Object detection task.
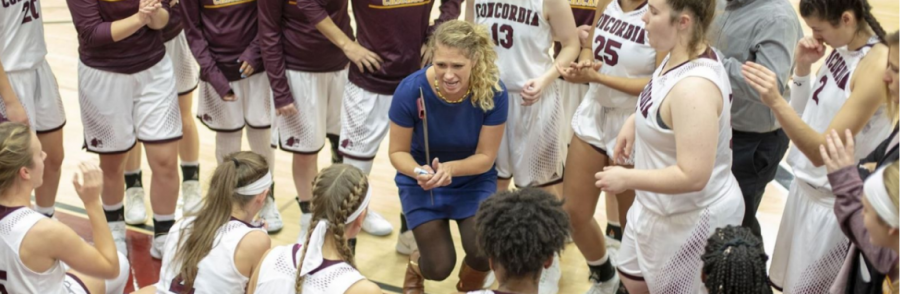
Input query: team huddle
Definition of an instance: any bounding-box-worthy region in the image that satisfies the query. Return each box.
[0,0,898,291]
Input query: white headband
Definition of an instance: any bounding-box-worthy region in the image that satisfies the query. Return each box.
[234,172,272,195]
[298,188,372,277]
[864,166,898,228]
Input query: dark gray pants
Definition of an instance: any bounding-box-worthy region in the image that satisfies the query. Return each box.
[731,129,790,242]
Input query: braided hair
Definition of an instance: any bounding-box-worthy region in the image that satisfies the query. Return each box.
[799,0,886,43]
[294,164,369,294]
[475,188,570,281]
[701,225,770,294]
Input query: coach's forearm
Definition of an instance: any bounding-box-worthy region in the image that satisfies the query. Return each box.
[390,151,423,179]
[445,154,494,177]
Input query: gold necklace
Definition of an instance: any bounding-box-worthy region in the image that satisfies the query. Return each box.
[434,78,470,104]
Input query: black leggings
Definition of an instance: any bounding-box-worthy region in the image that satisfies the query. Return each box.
[412,217,490,281]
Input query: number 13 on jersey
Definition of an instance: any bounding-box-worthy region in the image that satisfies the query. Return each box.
[491,23,514,49]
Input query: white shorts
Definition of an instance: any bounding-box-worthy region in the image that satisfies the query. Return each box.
[769,180,849,293]
[337,82,392,159]
[556,79,588,146]
[0,60,66,132]
[164,31,200,95]
[62,251,129,294]
[197,73,273,132]
[617,193,744,293]
[78,56,182,153]
[496,83,565,187]
[572,96,635,165]
[273,69,346,153]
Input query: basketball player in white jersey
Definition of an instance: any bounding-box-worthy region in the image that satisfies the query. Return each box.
[248,165,380,294]
[556,0,663,290]
[0,123,129,294]
[134,151,271,294]
[592,0,744,291]
[0,0,66,220]
[741,0,892,291]
[466,0,579,291]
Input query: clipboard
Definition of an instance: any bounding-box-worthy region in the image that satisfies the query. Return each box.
[417,87,435,205]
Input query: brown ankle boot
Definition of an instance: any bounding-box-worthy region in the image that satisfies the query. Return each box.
[403,251,425,294]
[456,263,490,292]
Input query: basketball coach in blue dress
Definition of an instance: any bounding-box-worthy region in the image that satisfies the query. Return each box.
[388,20,508,294]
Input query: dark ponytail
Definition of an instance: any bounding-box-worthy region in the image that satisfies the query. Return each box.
[859,1,886,43]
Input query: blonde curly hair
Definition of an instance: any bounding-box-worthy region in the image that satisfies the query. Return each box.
[429,20,501,112]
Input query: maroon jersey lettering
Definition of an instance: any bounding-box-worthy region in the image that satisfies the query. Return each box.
[824,51,850,90]
[639,82,653,117]
[476,2,539,27]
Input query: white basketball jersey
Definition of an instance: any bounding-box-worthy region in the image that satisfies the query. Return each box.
[156,217,264,294]
[254,244,365,294]
[0,0,47,72]
[633,50,741,216]
[587,0,655,108]
[0,207,67,294]
[787,36,893,189]
[474,0,553,92]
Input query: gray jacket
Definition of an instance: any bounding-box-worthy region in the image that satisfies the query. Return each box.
[709,0,803,133]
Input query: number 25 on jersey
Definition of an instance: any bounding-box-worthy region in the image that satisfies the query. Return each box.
[594,35,621,66]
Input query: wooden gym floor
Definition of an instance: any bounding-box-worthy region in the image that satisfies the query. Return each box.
[34,0,898,292]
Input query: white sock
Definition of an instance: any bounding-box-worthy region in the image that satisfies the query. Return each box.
[608,221,621,227]
[34,205,55,216]
[103,202,124,211]
[215,131,243,164]
[124,169,141,175]
[343,157,374,174]
[587,253,609,266]
[246,128,275,172]
[180,161,199,167]
[153,213,176,222]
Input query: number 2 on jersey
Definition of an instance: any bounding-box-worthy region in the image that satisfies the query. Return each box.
[21,0,40,24]
[491,23,513,49]
[812,76,827,105]
[593,35,621,66]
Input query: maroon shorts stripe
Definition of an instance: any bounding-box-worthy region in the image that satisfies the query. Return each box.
[617,267,645,281]
[66,273,92,294]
